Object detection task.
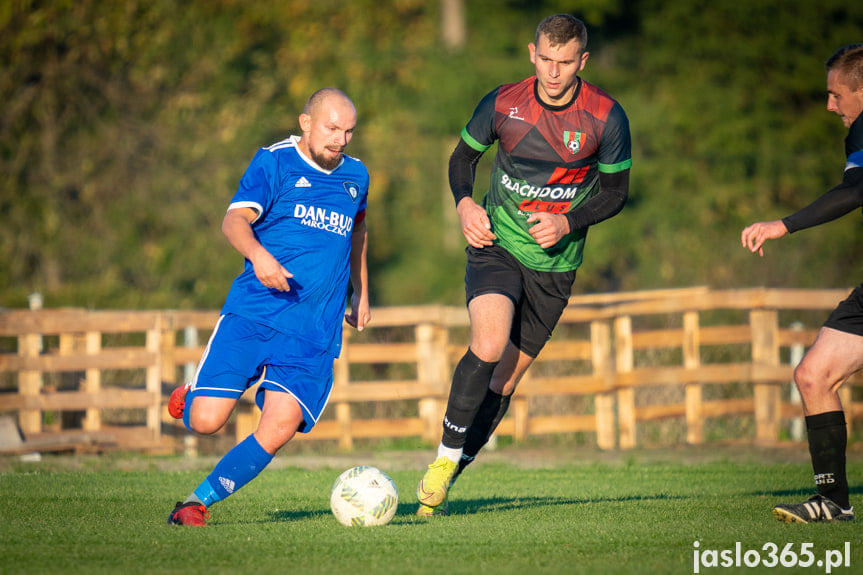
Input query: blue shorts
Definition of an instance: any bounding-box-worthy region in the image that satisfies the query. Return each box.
[185,314,335,433]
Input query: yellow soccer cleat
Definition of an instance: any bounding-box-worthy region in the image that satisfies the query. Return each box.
[416,500,449,517]
[416,456,458,508]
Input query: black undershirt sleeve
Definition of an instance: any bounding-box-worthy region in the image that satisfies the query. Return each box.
[781,167,863,233]
[564,169,630,231]
[449,138,485,206]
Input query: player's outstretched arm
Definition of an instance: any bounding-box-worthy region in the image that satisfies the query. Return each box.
[346,218,370,331]
[222,207,293,291]
[740,220,788,257]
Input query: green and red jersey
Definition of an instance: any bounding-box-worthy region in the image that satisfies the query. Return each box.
[461,75,631,271]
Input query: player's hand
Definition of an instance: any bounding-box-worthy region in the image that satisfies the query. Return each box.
[457,198,496,248]
[345,292,370,331]
[251,249,293,291]
[527,212,570,249]
[740,220,788,257]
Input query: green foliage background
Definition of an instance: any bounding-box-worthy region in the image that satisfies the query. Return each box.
[2,0,861,310]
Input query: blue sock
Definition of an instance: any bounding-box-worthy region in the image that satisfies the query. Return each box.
[190,434,274,507]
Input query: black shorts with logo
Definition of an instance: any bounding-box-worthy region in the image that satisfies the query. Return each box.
[823,283,863,336]
[464,244,577,358]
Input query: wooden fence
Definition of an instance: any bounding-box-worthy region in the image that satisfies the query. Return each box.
[0,287,861,454]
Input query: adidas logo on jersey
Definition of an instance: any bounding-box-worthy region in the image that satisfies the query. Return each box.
[295,177,312,188]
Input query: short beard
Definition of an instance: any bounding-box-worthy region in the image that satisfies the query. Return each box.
[311,148,343,171]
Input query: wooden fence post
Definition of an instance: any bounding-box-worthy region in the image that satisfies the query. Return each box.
[17,333,42,436]
[57,332,84,430]
[416,320,449,444]
[751,309,780,444]
[82,331,102,432]
[334,330,353,450]
[592,320,616,449]
[614,316,635,449]
[511,367,530,442]
[684,311,703,444]
[160,323,177,386]
[145,318,163,441]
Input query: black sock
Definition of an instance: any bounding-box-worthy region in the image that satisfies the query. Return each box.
[462,389,512,465]
[441,348,498,449]
[806,411,849,509]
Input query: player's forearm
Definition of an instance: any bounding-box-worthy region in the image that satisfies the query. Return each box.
[449,138,484,206]
[564,169,629,231]
[782,168,863,233]
[222,208,269,263]
[349,220,369,299]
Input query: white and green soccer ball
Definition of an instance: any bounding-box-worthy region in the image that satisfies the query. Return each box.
[330,465,399,527]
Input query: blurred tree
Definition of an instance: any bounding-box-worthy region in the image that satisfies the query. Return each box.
[0,0,860,311]
[585,0,863,294]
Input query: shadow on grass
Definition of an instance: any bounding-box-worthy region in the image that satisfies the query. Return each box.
[266,508,329,522]
[264,492,686,524]
[756,485,863,498]
[432,492,688,517]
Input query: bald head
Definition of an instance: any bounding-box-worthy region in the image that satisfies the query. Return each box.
[303,88,355,118]
[297,88,357,170]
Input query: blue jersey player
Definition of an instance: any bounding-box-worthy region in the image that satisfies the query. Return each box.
[167,88,370,526]
[742,45,863,523]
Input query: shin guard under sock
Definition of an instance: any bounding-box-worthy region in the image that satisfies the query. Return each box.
[441,348,498,449]
[463,389,511,459]
[806,411,849,509]
[191,434,274,507]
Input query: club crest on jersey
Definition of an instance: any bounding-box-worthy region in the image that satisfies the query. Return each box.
[343,181,360,201]
[564,131,584,155]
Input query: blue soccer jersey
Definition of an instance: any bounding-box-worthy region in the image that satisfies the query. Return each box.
[220,135,369,357]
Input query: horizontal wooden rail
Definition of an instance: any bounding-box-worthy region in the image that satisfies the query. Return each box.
[1,348,156,372]
[1,390,158,411]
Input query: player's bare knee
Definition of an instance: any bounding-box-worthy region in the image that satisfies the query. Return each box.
[470,341,505,362]
[794,362,817,393]
[189,411,226,435]
[794,361,842,400]
[256,414,300,447]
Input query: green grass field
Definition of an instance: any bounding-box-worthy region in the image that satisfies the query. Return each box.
[1,446,860,575]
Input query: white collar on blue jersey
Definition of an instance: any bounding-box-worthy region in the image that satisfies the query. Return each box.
[290,135,344,174]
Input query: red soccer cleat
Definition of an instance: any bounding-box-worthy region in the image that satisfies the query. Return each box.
[167,501,209,526]
[168,383,191,419]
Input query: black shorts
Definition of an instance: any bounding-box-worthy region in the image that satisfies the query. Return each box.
[464,244,576,358]
[823,283,863,336]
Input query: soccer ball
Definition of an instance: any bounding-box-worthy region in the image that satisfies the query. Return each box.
[330,465,399,527]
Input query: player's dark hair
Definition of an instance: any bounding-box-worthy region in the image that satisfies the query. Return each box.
[826,44,863,90]
[535,14,587,52]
